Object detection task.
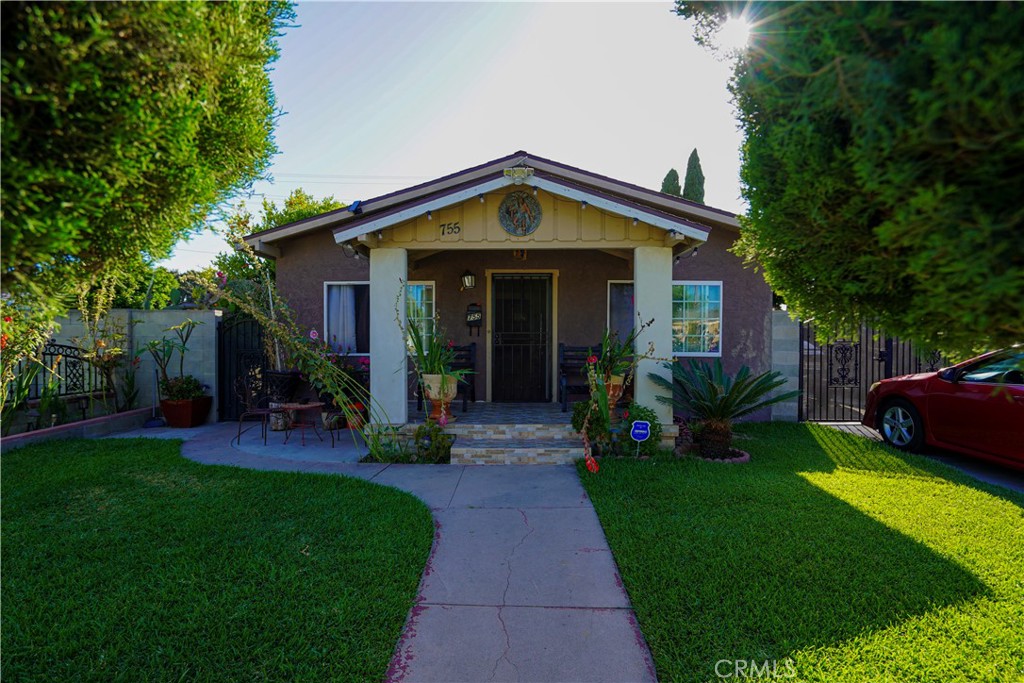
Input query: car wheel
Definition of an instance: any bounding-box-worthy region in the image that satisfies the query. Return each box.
[879,399,925,452]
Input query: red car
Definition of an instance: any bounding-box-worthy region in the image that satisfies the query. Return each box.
[862,347,1024,470]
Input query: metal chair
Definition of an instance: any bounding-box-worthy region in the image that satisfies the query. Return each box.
[234,375,281,445]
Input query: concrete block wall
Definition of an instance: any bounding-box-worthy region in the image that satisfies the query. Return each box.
[50,309,221,424]
[770,310,800,421]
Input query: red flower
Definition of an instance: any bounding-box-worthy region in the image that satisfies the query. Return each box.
[585,454,599,473]
[447,340,455,348]
[0,333,8,350]
[587,355,598,364]
[623,410,629,420]
[3,316,11,323]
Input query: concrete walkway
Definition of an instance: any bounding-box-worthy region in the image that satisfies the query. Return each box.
[112,422,657,682]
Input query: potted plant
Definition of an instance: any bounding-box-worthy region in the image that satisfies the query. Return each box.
[649,359,800,459]
[589,318,655,416]
[405,317,470,423]
[142,319,211,428]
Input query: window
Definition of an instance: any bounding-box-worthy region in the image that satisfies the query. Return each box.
[324,281,435,354]
[324,282,371,354]
[405,282,435,338]
[672,281,722,356]
[607,281,635,341]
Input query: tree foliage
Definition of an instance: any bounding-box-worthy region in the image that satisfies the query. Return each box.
[1,0,293,320]
[677,1,1024,354]
[109,258,179,310]
[215,188,345,284]
[682,148,706,203]
[660,168,682,196]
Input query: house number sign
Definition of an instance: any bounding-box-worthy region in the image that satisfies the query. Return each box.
[439,221,461,241]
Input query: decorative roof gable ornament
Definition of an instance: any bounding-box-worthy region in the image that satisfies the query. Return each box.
[503,166,534,184]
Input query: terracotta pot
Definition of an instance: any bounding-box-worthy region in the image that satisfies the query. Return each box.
[422,374,458,422]
[160,396,212,428]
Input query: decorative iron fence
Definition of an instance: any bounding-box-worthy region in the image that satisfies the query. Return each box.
[12,340,109,401]
[799,322,950,422]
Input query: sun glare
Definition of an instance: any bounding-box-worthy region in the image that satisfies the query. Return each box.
[717,16,752,54]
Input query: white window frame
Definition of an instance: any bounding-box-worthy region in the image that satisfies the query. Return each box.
[323,281,370,357]
[672,280,723,357]
[404,281,436,337]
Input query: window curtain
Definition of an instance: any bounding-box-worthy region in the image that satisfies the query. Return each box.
[326,285,358,353]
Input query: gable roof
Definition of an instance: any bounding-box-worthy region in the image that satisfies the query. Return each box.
[244,151,740,257]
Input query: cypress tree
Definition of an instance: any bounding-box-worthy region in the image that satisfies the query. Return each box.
[660,168,682,196]
[682,148,705,203]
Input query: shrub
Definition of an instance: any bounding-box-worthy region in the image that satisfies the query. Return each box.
[160,376,205,401]
[411,422,454,464]
[650,359,799,459]
[622,402,662,458]
[572,399,610,446]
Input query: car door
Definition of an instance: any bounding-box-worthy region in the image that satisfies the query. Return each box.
[926,351,1024,462]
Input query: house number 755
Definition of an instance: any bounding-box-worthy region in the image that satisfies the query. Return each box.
[440,222,461,237]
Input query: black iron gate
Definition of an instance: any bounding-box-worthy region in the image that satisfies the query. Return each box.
[492,274,552,402]
[217,313,266,421]
[799,322,947,422]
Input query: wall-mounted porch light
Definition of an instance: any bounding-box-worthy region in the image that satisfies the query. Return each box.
[460,270,477,291]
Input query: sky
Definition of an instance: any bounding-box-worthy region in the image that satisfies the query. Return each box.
[161,1,743,272]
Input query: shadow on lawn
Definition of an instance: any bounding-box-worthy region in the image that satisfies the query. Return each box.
[589,424,997,681]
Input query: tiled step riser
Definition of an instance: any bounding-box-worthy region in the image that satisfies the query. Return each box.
[451,448,583,465]
[399,424,578,440]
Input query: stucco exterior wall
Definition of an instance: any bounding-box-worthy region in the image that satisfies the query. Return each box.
[673,227,772,378]
[275,229,370,335]
[47,309,221,424]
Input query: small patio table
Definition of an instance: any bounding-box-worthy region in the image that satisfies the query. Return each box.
[278,401,325,446]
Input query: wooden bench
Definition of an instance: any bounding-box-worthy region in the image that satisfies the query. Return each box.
[558,343,600,412]
[416,343,477,413]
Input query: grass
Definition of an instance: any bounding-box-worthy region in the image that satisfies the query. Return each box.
[1,438,434,682]
[578,423,1024,682]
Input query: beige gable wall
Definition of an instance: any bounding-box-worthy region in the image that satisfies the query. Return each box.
[378,190,676,251]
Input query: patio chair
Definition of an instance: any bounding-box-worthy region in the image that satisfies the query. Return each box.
[234,374,281,446]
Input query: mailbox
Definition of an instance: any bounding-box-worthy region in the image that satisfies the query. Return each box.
[465,303,483,336]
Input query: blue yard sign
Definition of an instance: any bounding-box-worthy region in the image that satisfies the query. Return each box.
[630,421,651,442]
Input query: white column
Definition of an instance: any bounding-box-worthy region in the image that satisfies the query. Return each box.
[633,246,673,426]
[369,248,408,425]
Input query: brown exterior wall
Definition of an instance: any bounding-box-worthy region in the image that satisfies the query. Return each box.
[673,228,773,378]
[271,226,771,404]
[275,229,370,334]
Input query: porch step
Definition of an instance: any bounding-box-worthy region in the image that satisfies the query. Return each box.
[400,422,578,440]
[450,437,584,465]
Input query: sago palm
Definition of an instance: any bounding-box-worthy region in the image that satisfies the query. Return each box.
[649,360,800,458]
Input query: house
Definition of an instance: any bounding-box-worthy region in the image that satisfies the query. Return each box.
[244,151,772,432]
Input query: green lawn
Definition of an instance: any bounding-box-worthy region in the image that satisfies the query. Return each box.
[1,438,433,682]
[579,423,1024,682]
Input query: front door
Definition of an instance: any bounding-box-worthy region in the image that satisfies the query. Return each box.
[492,274,552,402]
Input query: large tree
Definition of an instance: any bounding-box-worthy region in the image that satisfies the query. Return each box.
[682,148,705,204]
[1,1,293,319]
[677,2,1024,354]
[660,168,682,196]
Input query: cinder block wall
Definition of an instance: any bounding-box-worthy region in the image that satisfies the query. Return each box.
[50,309,221,424]
[770,310,800,421]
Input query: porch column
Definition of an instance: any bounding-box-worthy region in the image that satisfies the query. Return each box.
[369,248,408,425]
[633,246,673,426]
